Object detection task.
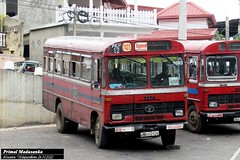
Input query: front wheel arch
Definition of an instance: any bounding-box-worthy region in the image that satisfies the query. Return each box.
[94,115,110,149]
[187,105,204,133]
[90,111,98,135]
[55,102,78,134]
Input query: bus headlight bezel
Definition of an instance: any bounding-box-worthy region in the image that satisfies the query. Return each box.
[175,109,184,117]
[209,101,219,108]
[112,113,123,120]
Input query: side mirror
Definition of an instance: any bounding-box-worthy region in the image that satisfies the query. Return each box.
[91,81,99,89]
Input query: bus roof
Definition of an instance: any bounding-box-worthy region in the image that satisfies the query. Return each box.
[43,36,130,53]
[179,40,240,54]
[44,36,185,54]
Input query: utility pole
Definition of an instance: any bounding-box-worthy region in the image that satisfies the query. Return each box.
[0,0,5,32]
[225,17,229,40]
[178,0,187,40]
[73,4,77,36]
[238,0,240,34]
[134,0,138,39]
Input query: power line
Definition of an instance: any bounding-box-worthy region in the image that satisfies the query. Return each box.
[3,1,219,37]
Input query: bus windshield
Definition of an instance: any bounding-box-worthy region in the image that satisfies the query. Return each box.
[206,55,237,81]
[108,57,147,89]
[107,55,184,89]
[150,55,184,87]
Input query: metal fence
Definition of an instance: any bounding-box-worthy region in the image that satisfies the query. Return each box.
[56,5,157,26]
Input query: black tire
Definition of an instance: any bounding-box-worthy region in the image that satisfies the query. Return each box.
[94,116,109,149]
[56,103,78,133]
[188,105,203,133]
[161,129,176,147]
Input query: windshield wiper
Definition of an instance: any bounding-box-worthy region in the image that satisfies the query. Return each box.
[159,54,178,68]
[120,56,143,65]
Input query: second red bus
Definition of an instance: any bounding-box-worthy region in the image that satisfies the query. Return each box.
[182,40,240,133]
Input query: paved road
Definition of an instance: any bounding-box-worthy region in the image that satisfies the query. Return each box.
[0,124,240,160]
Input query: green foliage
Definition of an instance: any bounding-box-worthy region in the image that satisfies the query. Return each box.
[233,34,240,40]
[214,31,224,40]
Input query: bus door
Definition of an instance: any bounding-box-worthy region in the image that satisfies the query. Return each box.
[91,58,101,107]
[187,55,199,100]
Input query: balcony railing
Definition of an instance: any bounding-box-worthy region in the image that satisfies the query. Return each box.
[0,32,6,48]
[56,5,157,27]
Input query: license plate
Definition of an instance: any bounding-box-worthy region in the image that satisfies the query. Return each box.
[234,117,240,122]
[207,113,223,118]
[140,131,159,138]
[166,124,184,130]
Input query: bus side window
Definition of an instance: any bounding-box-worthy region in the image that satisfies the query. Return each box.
[189,56,198,80]
[101,58,106,88]
[71,61,80,78]
[93,59,100,83]
[49,58,54,73]
[43,56,47,71]
[81,57,91,81]
[200,57,204,80]
[63,54,70,76]
[55,58,61,74]
[63,60,70,76]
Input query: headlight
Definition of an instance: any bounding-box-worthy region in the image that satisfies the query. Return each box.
[209,101,218,108]
[112,113,123,120]
[175,109,184,117]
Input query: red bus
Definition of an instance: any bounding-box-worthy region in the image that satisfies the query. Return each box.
[42,36,187,148]
[182,40,240,133]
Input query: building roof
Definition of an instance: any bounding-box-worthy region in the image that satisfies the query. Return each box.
[103,0,128,9]
[128,4,163,12]
[157,2,216,27]
[125,28,217,40]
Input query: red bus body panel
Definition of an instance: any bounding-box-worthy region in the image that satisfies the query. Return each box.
[42,36,188,142]
[181,40,240,124]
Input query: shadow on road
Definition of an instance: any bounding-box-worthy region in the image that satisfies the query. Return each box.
[68,124,240,150]
[203,124,240,135]
[74,126,181,151]
[183,124,240,135]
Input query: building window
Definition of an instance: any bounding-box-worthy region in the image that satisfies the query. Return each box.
[6,0,18,17]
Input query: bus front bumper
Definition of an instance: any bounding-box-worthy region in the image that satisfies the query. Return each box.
[103,121,187,137]
[200,111,240,123]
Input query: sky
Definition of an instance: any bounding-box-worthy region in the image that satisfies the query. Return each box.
[125,0,240,22]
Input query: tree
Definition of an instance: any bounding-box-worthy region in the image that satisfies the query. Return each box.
[214,31,224,40]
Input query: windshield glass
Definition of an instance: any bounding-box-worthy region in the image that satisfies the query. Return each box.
[108,57,147,89]
[206,56,237,81]
[150,56,184,87]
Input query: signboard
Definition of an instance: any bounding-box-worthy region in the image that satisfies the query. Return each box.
[135,42,147,51]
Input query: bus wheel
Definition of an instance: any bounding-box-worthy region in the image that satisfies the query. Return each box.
[188,105,203,133]
[161,129,176,147]
[56,103,78,133]
[56,103,67,133]
[94,116,109,149]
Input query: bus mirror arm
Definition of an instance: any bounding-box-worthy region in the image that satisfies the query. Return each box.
[91,81,99,89]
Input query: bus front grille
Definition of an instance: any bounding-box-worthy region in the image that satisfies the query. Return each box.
[110,101,185,118]
[134,115,164,122]
[209,94,240,105]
